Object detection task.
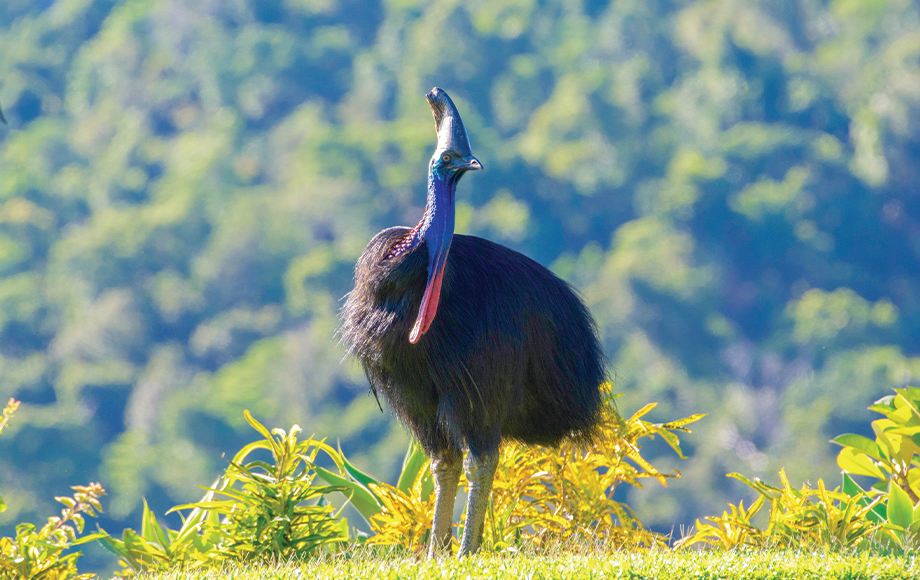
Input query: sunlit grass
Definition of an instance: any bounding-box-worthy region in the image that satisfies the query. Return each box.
[130,547,919,580]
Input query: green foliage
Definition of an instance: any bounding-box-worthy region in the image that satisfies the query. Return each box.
[102,411,351,575]
[96,402,700,574]
[358,391,704,553]
[4,0,920,569]
[681,388,920,552]
[833,387,920,501]
[181,411,351,560]
[832,387,920,546]
[0,485,107,580]
[677,469,884,550]
[0,399,18,519]
[0,484,107,580]
[884,480,920,548]
[789,289,898,347]
[0,399,107,580]
[99,495,223,574]
[0,398,16,438]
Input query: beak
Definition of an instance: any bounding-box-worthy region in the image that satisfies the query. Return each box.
[460,156,483,171]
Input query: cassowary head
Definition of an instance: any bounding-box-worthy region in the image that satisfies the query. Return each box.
[426,88,482,179]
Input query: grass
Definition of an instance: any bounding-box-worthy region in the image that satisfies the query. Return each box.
[126,548,919,580]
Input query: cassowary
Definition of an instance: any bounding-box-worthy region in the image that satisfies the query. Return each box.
[341,88,605,557]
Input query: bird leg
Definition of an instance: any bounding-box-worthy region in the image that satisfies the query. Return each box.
[458,451,499,557]
[427,451,462,559]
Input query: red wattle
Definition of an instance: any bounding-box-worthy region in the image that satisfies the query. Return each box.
[409,268,445,344]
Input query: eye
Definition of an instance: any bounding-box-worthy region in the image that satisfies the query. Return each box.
[442,154,451,163]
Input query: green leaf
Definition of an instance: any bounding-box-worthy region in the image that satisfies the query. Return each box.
[659,413,707,431]
[314,466,381,523]
[910,496,920,535]
[894,431,920,466]
[872,394,897,408]
[115,528,165,570]
[141,499,170,551]
[868,402,897,418]
[842,473,886,523]
[171,477,220,537]
[396,440,429,494]
[169,499,239,513]
[894,388,920,419]
[0,494,5,513]
[56,496,77,509]
[841,472,865,497]
[887,481,915,529]
[909,467,920,496]
[339,448,381,492]
[96,527,130,560]
[831,433,885,462]
[836,447,887,480]
[728,472,781,497]
[244,409,274,441]
[229,440,274,466]
[628,402,658,421]
[653,428,688,459]
[70,531,109,546]
[886,402,915,425]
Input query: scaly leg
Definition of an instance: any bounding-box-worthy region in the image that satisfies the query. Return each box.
[458,451,499,556]
[427,451,462,559]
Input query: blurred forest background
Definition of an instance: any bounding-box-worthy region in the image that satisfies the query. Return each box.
[2,0,920,569]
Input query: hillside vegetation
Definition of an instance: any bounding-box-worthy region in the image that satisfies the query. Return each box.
[1,0,920,572]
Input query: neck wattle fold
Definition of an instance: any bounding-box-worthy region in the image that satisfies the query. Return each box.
[408,173,456,343]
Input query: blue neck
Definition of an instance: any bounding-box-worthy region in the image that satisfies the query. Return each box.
[404,168,459,342]
[384,170,458,262]
[418,169,456,246]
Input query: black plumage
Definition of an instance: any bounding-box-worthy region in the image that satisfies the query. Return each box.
[343,228,604,457]
[340,88,606,557]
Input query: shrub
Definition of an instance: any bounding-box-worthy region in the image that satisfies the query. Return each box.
[832,386,920,547]
[0,399,107,580]
[322,387,705,553]
[102,411,350,575]
[679,387,920,551]
[675,469,882,550]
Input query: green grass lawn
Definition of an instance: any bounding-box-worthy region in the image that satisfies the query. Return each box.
[128,549,918,580]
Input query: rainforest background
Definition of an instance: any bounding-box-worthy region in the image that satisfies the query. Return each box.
[1,0,919,571]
